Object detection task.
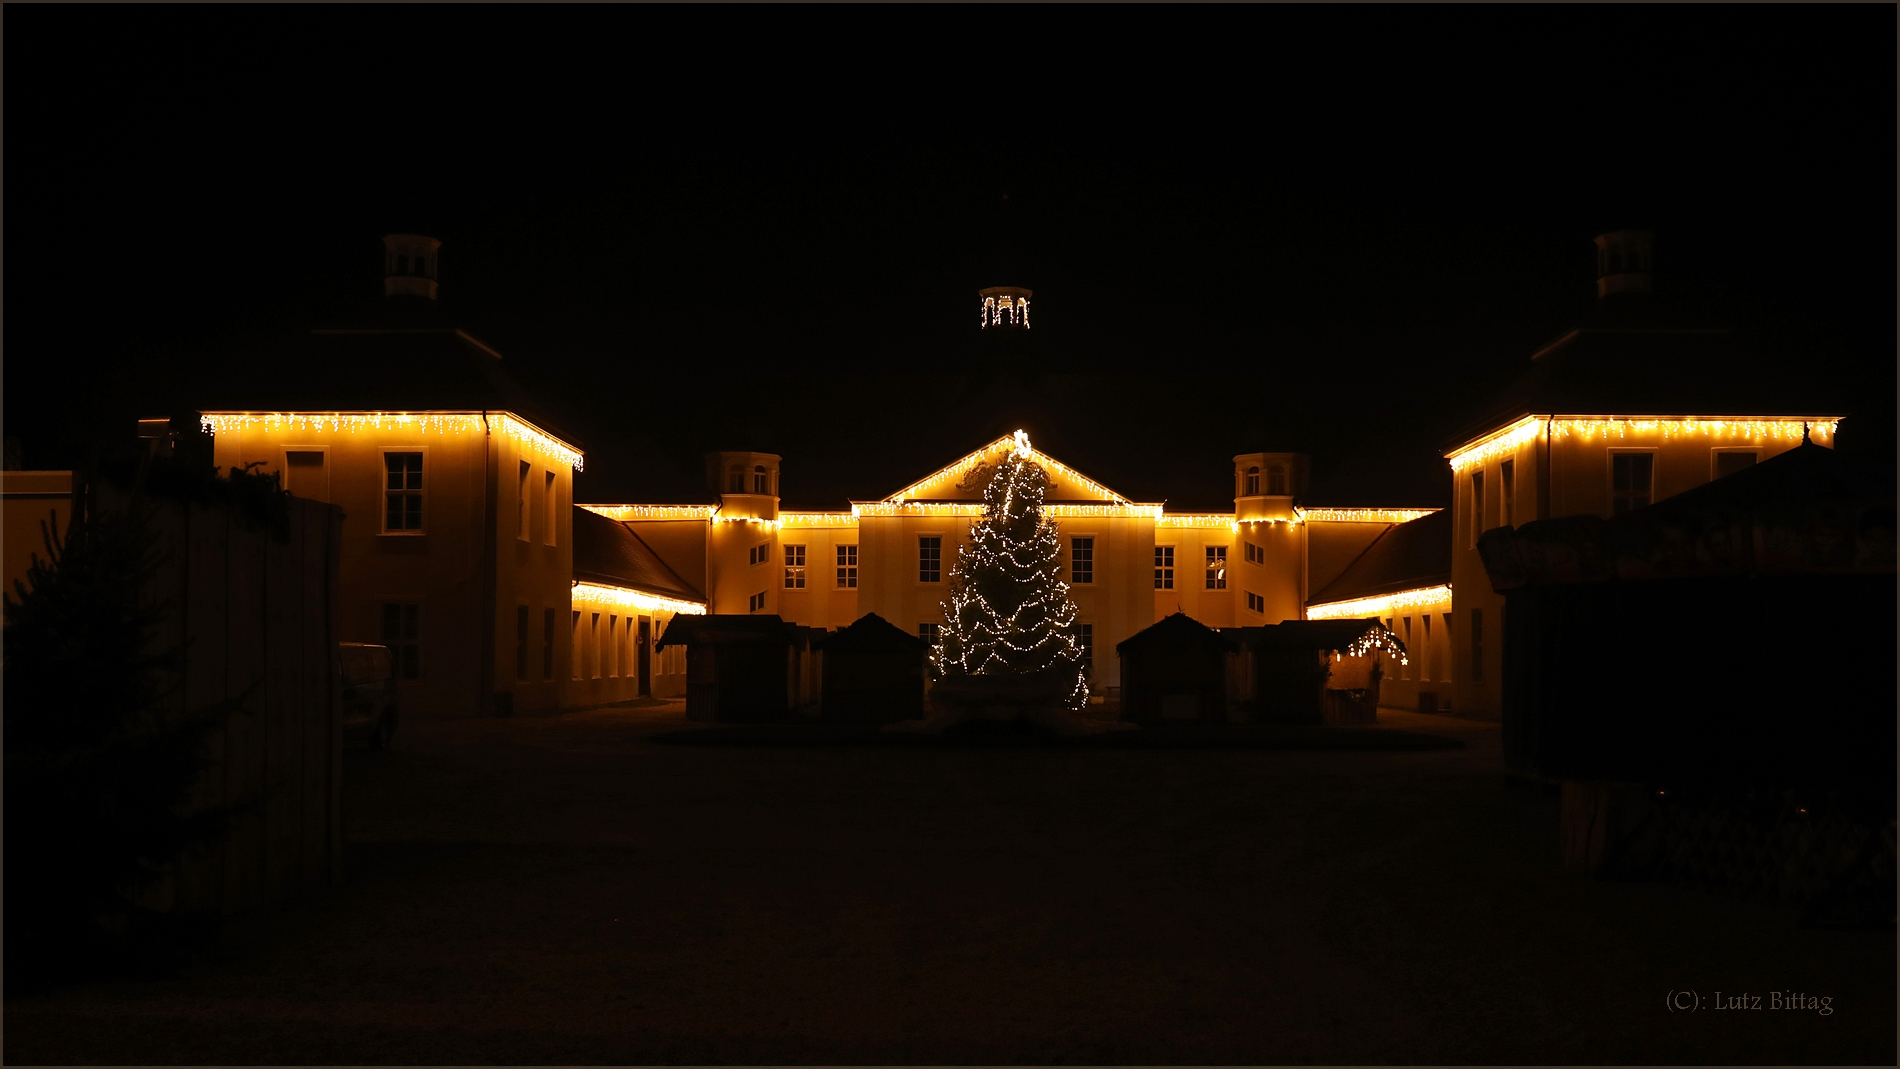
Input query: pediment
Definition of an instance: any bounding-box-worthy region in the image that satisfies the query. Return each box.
[884,433,1129,504]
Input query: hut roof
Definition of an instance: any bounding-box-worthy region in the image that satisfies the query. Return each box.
[815,612,924,653]
[571,507,705,603]
[655,614,797,650]
[1307,508,1453,607]
[1115,611,1238,656]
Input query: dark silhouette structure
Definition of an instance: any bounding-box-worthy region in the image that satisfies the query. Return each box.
[1116,612,1237,724]
[814,613,924,725]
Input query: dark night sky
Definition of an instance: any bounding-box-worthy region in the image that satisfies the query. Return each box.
[7,8,1893,512]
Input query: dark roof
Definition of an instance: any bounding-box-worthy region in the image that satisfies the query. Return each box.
[814,612,922,653]
[1307,509,1452,607]
[654,614,798,650]
[1445,325,1843,455]
[1479,441,1896,588]
[1116,611,1238,655]
[195,327,583,451]
[571,507,705,603]
[1246,619,1395,652]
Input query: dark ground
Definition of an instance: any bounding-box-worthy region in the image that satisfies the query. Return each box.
[5,705,1893,1064]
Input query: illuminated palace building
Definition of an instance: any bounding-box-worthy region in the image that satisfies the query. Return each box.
[188,231,1840,719]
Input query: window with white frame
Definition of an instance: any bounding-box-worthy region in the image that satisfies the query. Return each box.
[919,536,942,583]
[1205,546,1227,589]
[1245,466,1260,495]
[1245,591,1264,614]
[1714,450,1758,480]
[783,544,806,588]
[748,591,767,612]
[1154,546,1174,589]
[1071,537,1094,584]
[384,452,424,532]
[836,544,858,588]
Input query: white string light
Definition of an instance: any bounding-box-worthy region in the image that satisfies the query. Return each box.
[1447,416,1839,473]
[571,580,706,616]
[1306,584,1453,621]
[579,504,718,521]
[201,411,585,471]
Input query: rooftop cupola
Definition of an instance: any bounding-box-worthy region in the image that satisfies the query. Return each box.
[979,285,1033,330]
[706,450,781,522]
[383,234,442,299]
[1233,452,1306,522]
[1594,229,1654,300]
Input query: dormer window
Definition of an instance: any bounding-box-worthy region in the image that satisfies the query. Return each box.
[753,465,769,495]
[1267,465,1287,496]
[1245,466,1260,496]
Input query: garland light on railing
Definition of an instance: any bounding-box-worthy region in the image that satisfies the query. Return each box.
[200,411,585,471]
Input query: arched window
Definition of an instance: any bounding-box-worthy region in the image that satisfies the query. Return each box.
[728,466,746,493]
[1245,466,1260,496]
[416,255,430,278]
[1267,465,1287,496]
[753,465,769,495]
[396,254,410,276]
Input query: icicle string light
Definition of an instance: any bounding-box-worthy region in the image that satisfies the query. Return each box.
[200,411,585,471]
[1306,584,1453,621]
[579,504,718,521]
[886,432,1129,505]
[571,580,706,616]
[1447,416,1840,473]
[1299,508,1440,524]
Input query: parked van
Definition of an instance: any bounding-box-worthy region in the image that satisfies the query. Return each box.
[339,642,399,750]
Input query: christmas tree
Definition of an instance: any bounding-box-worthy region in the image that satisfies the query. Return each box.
[930,432,1089,711]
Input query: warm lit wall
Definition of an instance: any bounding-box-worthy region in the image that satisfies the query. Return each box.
[1306,521,1392,600]
[3,471,71,594]
[1445,416,1831,719]
[774,515,861,632]
[206,414,576,718]
[566,587,688,704]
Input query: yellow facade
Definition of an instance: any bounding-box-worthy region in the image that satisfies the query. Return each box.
[201,411,580,718]
[566,582,695,704]
[1443,415,1838,718]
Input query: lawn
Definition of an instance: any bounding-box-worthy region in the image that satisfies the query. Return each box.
[6,705,1892,1064]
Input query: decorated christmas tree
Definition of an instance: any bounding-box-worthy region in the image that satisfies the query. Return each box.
[930,432,1089,711]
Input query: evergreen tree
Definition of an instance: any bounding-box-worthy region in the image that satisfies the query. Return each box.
[930,437,1089,710]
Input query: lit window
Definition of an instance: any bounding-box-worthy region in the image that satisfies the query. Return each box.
[836,544,858,588]
[1071,537,1094,584]
[1245,466,1260,496]
[1154,546,1174,589]
[919,536,942,583]
[382,602,421,680]
[1244,542,1264,565]
[783,544,806,588]
[1205,546,1227,590]
[384,452,424,531]
[1245,591,1264,614]
[1611,454,1653,515]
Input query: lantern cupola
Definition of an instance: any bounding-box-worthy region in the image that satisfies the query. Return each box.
[383,234,442,300]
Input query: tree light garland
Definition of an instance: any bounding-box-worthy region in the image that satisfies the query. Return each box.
[931,447,1090,711]
[571,580,706,616]
[200,411,585,471]
[1306,583,1453,621]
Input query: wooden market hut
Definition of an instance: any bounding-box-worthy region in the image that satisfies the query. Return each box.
[814,612,926,725]
[1116,612,1238,724]
[656,614,808,722]
[1237,619,1406,726]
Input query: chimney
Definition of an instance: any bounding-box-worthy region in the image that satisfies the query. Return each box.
[1593,230,1654,300]
[383,234,442,299]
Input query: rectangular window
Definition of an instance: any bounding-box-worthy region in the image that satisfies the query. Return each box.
[542,608,556,681]
[1154,546,1174,589]
[1715,450,1758,480]
[382,602,421,680]
[1469,470,1484,548]
[590,612,602,679]
[1205,546,1227,590]
[1267,465,1287,495]
[783,544,807,588]
[1470,609,1484,683]
[515,605,530,680]
[1245,591,1264,614]
[919,536,942,583]
[1076,622,1093,679]
[1244,542,1264,565]
[544,471,557,546]
[1441,612,1453,682]
[1401,616,1413,679]
[1611,453,1654,515]
[384,452,424,532]
[571,610,582,680]
[919,622,940,646]
[1071,537,1094,584]
[836,544,858,588]
[748,591,767,612]
[749,543,771,566]
[517,461,531,540]
[1500,459,1515,528]
[607,614,619,677]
